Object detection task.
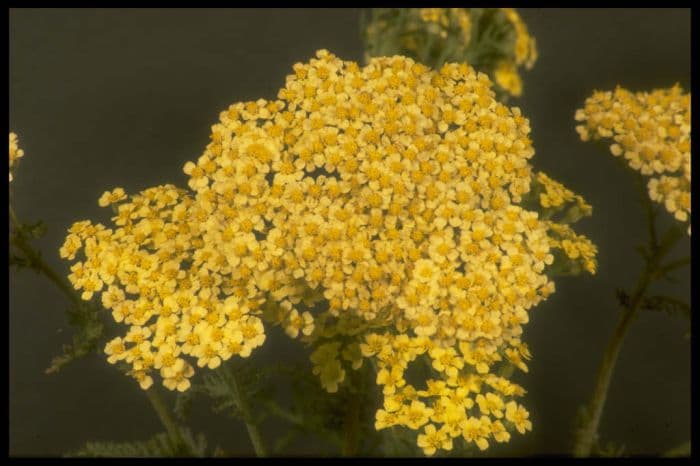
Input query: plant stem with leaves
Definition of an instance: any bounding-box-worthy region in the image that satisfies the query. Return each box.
[10,201,194,455]
[227,367,268,457]
[145,387,188,453]
[573,176,688,457]
[10,203,82,308]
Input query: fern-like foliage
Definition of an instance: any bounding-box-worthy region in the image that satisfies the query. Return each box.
[173,387,195,422]
[69,428,211,457]
[194,366,244,420]
[9,217,107,374]
[46,308,104,374]
[640,295,690,318]
[185,359,280,423]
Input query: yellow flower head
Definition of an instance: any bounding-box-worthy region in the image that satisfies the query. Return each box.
[62,50,594,456]
[575,85,691,234]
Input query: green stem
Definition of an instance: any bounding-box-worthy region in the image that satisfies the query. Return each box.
[573,179,684,457]
[263,400,342,448]
[228,369,268,457]
[9,202,21,227]
[146,387,186,453]
[10,204,83,308]
[659,256,691,274]
[264,400,303,426]
[341,369,363,456]
[573,270,652,456]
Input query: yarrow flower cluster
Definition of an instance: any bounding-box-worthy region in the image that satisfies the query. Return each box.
[61,50,595,454]
[530,172,597,274]
[363,8,537,98]
[575,85,691,234]
[494,8,538,96]
[9,132,24,182]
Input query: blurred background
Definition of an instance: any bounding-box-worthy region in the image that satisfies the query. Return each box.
[9,8,690,456]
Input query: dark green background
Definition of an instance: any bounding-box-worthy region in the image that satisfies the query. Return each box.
[9,8,690,456]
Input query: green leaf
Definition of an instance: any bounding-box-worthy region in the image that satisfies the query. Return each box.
[28,220,48,239]
[546,248,583,277]
[634,244,650,261]
[68,428,208,457]
[640,295,690,319]
[190,359,279,423]
[660,256,691,272]
[657,223,684,257]
[46,308,104,374]
[71,436,174,457]
[380,425,421,457]
[596,440,626,457]
[174,389,194,422]
[272,428,300,454]
[196,370,242,419]
[9,254,31,269]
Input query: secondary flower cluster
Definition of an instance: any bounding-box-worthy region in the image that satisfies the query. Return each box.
[61,185,268,392]
[363,8,537,98]
[531,172,597,274]
[62,50,595,454]
[9,132,24,182]
[575,85,691,234]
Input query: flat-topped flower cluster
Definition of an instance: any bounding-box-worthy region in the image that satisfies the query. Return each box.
[576,85,691,234]
[61,50,595,454]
